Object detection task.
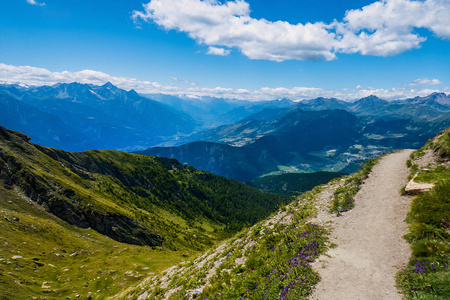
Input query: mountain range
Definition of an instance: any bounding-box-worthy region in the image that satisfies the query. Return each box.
[138,93,450,181]
[0,83,196,151]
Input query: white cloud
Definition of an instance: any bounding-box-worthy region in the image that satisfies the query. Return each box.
[413,77,443,85]
[207,46,231,56]
[132,0,336,61]
[0,63,448,101]
[0,63,178,94]
[132,0,450,61]
[26,0,45,6]
[171,77,197,86]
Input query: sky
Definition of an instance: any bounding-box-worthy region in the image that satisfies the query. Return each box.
[0,0,449,100]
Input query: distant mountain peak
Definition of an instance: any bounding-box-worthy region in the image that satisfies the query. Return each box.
[102,81,116,89]
[429,92,447,97]
[360,95,382,101]
[409,92,450,107]
[357,95,387,104]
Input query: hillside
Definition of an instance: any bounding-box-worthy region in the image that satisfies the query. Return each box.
[0,125,286,299]
[397,130,450,299]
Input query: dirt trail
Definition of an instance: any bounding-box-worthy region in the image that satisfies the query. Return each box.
[310,150,413,300]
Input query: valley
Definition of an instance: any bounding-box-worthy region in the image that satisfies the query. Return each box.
[140,93,450,182]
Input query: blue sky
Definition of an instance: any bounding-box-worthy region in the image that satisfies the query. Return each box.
[0,0,449,100]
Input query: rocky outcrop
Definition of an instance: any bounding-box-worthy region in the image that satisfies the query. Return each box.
[405,176,435,195]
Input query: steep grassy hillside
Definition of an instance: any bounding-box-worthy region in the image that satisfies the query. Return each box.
[0,125,286,299]
[398,130,450,299]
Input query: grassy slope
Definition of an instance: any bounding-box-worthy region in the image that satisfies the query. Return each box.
[117,187,329,300]
[0,126,286,299]
[118,153,381,299]
[397,129,450,299]
[0,185,188,300]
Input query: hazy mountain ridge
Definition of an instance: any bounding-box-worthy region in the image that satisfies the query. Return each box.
[0,83,198,151]
[145,93,295,130]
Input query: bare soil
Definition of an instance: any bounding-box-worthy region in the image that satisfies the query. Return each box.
[310,150,413,300]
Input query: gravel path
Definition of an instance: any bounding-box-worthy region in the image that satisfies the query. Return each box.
[310,150,413,300]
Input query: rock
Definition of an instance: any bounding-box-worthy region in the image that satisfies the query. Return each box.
[405,176,435,194]
[137,291,148,300]
[11,255,23,260]
[4,217,11,223]
[41,282,51,289]
[13,217,19,222]
[190,287,203,295]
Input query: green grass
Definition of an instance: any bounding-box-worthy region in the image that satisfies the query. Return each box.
[432,130,450,160]
[0,185,189,300]
[397,130,450,299]
[331,156,380,215]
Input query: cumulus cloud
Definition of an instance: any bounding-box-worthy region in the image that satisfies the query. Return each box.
[26,0,45,6]
[132,0,450,61]
[207,46,231,56]
[412,77,443,85]
[0,63,177,94]
[0,63,448,101]
[132,0,336,61]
